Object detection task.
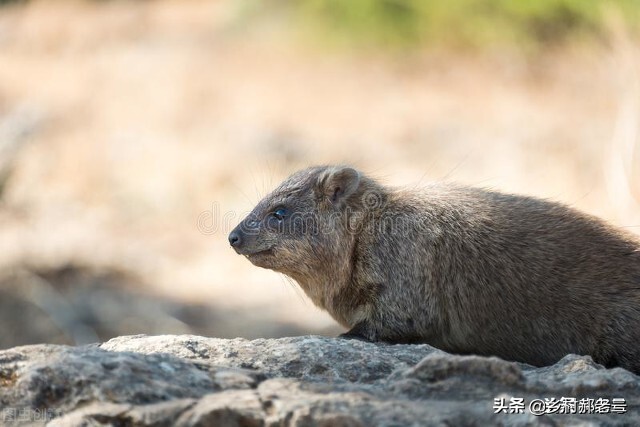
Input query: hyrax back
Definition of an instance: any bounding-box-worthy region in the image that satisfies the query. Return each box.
[229,166,640,372]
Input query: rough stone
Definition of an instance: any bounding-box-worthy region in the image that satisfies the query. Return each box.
[0,335,637,426]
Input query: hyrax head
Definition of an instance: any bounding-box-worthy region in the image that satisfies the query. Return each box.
[228,166,365,277]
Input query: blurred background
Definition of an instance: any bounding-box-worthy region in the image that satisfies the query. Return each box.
[0,0,639,348]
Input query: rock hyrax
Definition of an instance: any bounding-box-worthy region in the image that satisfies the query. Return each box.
[229,165,640,372]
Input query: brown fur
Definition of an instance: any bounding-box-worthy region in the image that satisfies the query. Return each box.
[229,166,640,372]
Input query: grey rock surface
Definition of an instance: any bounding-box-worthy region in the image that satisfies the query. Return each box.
[0,335,637,426]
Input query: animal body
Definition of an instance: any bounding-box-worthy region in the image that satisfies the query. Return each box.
[229,165,640,372]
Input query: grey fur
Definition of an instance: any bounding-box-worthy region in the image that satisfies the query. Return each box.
[229,166,640,373]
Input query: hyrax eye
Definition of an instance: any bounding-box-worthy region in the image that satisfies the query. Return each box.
[272,208,287,221]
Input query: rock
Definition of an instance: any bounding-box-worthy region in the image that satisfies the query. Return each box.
[0,335,637,426]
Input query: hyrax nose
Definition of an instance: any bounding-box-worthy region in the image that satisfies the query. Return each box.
[228,230,242,247]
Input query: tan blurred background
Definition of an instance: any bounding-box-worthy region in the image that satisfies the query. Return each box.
[0,0,639,348]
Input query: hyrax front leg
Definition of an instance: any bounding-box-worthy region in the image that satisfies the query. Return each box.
[338,321,377,342]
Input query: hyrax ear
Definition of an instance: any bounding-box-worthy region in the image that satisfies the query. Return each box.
[318,166,361,204]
